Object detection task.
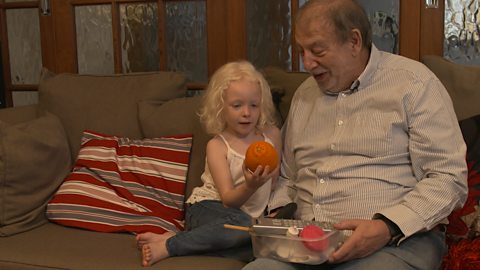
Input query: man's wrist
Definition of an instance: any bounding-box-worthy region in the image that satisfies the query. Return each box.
[372,214,404,246]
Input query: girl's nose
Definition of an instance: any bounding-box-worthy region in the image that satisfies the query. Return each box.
[242,106,250,116]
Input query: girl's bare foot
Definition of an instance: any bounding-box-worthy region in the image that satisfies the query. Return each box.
[141,232,175,266]
[136,232,169,249]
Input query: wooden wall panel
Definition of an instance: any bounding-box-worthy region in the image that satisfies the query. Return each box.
[399,0,421,60]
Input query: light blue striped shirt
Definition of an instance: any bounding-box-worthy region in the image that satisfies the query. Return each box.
[269,46,468,241]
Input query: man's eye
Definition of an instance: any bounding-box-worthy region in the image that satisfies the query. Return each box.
[312,50,323,56]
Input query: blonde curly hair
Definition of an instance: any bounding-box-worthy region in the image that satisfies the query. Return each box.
[199,60,277,135]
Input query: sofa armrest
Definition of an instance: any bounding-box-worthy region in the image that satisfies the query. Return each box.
[0,104,38,124]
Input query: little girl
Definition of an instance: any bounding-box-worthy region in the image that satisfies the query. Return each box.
[136,60,281,266]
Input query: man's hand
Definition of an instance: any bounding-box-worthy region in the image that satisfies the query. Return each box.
[328,219,391,263]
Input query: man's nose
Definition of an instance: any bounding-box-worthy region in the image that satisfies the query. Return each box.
[302,51,318,71]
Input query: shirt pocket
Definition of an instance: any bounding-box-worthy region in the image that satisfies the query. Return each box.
[343,112,394,157]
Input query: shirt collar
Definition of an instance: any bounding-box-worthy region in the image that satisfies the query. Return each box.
[324,44,380,96]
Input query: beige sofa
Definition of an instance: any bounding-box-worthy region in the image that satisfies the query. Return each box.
[0,67,308,270]
[0,56,478,270]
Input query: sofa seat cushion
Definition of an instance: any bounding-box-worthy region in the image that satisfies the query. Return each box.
[47,130,192,234]
[138,96,213,198]
[0,223,246,270]
[38,69,187,161]
[0,112,71,236]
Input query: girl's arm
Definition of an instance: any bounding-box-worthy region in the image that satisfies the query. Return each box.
[207,136,276,208]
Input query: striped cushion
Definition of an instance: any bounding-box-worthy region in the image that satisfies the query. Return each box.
[46,130,192,234]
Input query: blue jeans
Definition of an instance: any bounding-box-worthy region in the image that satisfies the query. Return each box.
[166,200,254,261]
[242,229,447,270]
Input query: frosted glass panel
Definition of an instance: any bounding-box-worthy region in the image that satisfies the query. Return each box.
[12,91,39,107]
[356,0,400,54]
[165,1,207,82]
[6,8,42,84]
[120,3,159,73]
[247,0,292,71]
[444,0,480,65]
[75,5,114,75]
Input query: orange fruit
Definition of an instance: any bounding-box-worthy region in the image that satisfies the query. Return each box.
[244,141,278,172]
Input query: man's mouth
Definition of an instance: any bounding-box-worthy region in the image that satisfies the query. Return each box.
[313,71,327,81]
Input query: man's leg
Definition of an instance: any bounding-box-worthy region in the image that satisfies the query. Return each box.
[333,230,447,270]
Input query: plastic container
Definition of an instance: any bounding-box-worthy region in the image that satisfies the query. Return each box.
[250,229,343,265]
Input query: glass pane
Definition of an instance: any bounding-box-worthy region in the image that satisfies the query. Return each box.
[12,91,38,107]
[6,8,42,85]
[359,0,399,54]
[444,0,480,65]
[247,0,292,71]
[75,5,114,75]
[165,1,207,82]
[120,3,159,73]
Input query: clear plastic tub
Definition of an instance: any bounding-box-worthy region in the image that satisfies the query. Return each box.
[251,229,343,265]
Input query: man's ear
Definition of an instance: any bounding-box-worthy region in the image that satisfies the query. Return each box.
[350,29,363,55]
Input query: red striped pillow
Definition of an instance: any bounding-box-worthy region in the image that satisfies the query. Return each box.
[46,130,192,234]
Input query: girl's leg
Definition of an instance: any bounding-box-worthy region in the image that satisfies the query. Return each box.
[167,200,253,259]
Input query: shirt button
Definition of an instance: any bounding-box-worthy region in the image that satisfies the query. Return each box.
[338,120,344,126]
[319,178,325,184]
[315,204,321,209]
[341,93,346,98]
[330,144,335,150]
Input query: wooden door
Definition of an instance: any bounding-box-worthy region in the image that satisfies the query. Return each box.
[0,0,445,108]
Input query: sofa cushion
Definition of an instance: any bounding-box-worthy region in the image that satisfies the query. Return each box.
[262,67,310,123]
[0,112,71,236]
[138,96,212,198]
[0,223,246,270]
[421,55,480,121]
[38,68,187,162]
[47,130,192,234]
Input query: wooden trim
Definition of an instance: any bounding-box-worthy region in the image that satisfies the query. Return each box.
[399,0,421,60]
[420,0,444,58]
[157,0,167,70]
[226,0,246,62]
[291,0,299,71]
[52,1,77,73]
[111,3,122,73]
[0,7,12,106]
[39,4,56,71]
[206,0,227,77]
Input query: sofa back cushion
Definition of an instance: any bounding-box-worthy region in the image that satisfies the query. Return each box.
[262,67,310,124]
[138,96,212,198]
[0,111,71,236]
[422,55,480,121]
[38,69,187,162]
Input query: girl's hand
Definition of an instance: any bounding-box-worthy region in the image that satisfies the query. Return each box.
[242,163,278,190]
